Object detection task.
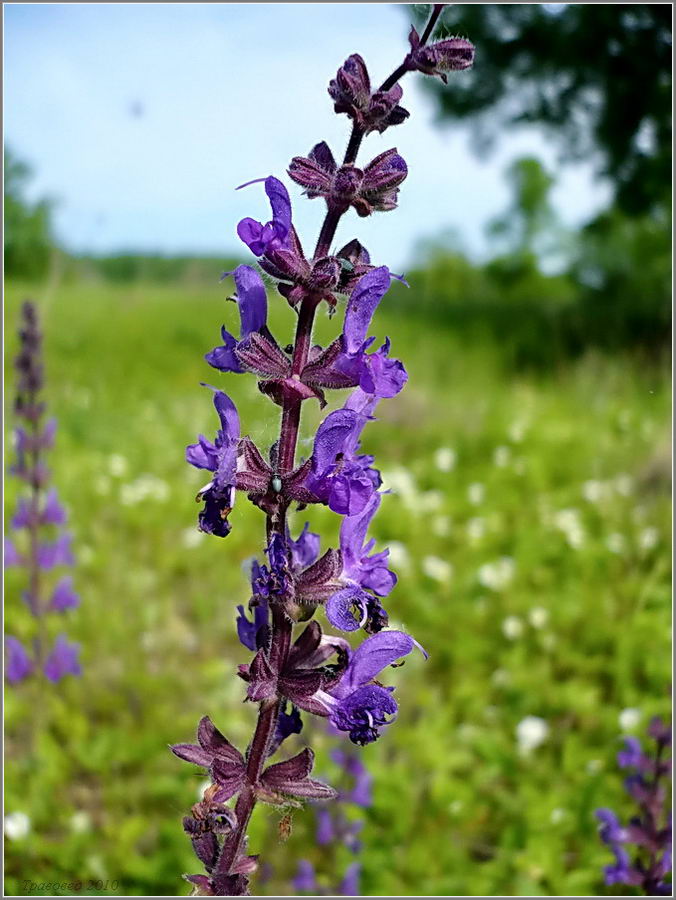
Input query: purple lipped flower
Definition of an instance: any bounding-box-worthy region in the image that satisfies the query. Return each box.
[5,636,34,683]
[50,575,80,612]
[288,522,321,571]
[206,266,270,374]
[326,492,396,633]
[338,861,361,896]
[331,748,373,807]
[315,807,335,845]
[329,54,409,134]
[37,533,75,569]
[42,488,67,525]
[618,736,647,770]
[314,630,425,745]
[302,268,407,400]
[237,176,292,257]
[293,860,317,892]
[236,595,269,652]
[43,634,82,682]
[406,26,475,83]
[5,536,23,567]
[305,390,382,517]
[268,701,303,757]
[186,388,240,537]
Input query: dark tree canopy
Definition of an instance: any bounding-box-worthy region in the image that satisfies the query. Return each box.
[412,3,672,215]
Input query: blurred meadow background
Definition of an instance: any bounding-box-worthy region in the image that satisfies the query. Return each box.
[4,3,671,897]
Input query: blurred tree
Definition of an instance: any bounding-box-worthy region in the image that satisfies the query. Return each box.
[412,4,672,215]
[4,146,55,279]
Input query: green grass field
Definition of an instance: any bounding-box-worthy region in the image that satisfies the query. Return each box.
[4,278,671,896]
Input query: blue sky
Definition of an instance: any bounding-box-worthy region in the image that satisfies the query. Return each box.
[4,3,612,270]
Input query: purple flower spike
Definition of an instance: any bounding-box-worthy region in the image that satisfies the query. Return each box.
[406,27,475,83]
[293,860,317,893]
[206,266,269,374]
[50,575,80,612]
[237,176,292,257]
[338,861,361,896]
[37,533,75,569]
[5,536,23,566]
[43,634,82,682]
[186,388,240,537]
[5,636,34,683]
[42,488,67,525]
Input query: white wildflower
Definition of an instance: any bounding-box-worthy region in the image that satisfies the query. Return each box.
[422,555,453,582]
[466,517,485,541]
[639,527,659,550]
[586,759,603,775]
[468,482,485,505]
[614,474,633,496]
[553,508,585,549]
[70,811,91,834]
[432,515,451,537]
[619,708,641,731]
[606,532,626,554]
[4,812,30,840]
[419,490,444,512]
[550,808,566,824]
[528,606,549,629]
[502,615,524,640]
[182,527,204,549]
[493,445,511,467]
[508,421,527,443]
[516,716,549,754]
[387,541,411,572]
[491,668,511,686]
[582,480,607,503]
[108,454,128,477]
[479,557,515,591]
[434,447,456,472]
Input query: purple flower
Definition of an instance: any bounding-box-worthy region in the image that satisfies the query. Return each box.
[186,388,240,537]
[236,591,269,651]
[50,575,80,612]
[5,636,34,683]
[37,533,75,569]
[206,266,270,374]
[617,736,646,770]
[43,634,82,682]
[5,536,23,567]
[331,748,373,807]
[251,535,293,604]
[328,54,409,134]
[293,860,317,892]
[406,27,475,83]
[269,701,303,756]
[237,176,292,257]
[289,144,408,217]
[316,807,335,845]
[302,268,408,400]
[326,492,396,633]
[305,391,382,517]
[42,489,67,525]
[288,522,321,571]
[338,861,361,896]
[315,630,424,745]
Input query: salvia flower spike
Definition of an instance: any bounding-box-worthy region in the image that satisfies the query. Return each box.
[174,5,473,894]
[595,717,672,895]
[5,301,82,684]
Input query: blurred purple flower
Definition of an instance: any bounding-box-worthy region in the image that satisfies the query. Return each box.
[43,634,82,682]
[5,636,34,683]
